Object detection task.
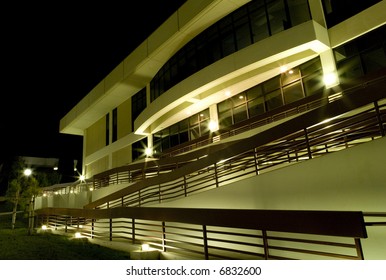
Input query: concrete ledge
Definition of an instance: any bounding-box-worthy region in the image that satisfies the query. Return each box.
[130,250,160,260]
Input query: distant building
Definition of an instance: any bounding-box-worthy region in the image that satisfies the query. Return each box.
[22,156,59,171]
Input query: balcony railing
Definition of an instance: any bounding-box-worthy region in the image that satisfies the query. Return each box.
[85,75,386,210]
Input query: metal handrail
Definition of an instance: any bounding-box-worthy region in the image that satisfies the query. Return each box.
[84,75,386,209]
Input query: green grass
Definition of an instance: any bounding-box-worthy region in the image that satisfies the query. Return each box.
[0,203,130,260]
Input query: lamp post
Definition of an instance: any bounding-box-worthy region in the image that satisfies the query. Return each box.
[24,168,35,235]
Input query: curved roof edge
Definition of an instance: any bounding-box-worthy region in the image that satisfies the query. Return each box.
[59,0,251,136]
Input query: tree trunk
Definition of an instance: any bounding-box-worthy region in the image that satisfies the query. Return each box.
[28,196,35,235]
[11,188,20,230]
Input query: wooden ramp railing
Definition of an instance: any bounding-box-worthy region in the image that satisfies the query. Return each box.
[35,207,367,260]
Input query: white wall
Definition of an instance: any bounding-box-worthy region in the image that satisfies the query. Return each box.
[155,137,386,259]
[35,183,131,210]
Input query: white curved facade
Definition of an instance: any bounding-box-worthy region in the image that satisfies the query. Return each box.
[59,0,386,179]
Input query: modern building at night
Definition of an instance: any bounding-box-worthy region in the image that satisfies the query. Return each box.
[35,0,386,260]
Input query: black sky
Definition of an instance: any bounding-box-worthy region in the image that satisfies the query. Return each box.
[0,1,187,164]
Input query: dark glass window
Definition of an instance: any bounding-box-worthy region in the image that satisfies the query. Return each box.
[322,0,382,28]
[263,76,280,93]
[132,88,147,132]
[300,58,323,96]
[233,7,252,50]
[334,25,386,84]
[105,113,109,146]
[265,89,283,111]
[219,109,233,129]
[287,0,311,26]
[217,56,323,130]
[283,81,304,104]
[150,0,311,102]
[153,109,210,153]
[248,96,265,117]
[281,68,300,86]
[179,119,189,143]
[112,108,117,142]
[267,0,288,35]
[132,138,148,162]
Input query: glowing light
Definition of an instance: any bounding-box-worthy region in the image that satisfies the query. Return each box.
[53,166,58,171]
[74,232,82,238]
[323,72,339,87]
[41,225,48,230]
[145,147,153,157]
[225,91,231,97]
[79,174,86,182]
[141,244,150,251]
[280,66,288,73]
[208,120,218,132]
[288,70,294,74]
[23,168,32,176]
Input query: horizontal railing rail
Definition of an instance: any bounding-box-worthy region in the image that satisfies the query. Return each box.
[35,207,368,260]
[363,212,386,227]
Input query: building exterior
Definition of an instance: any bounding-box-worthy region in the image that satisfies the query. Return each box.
[35,0,386,260]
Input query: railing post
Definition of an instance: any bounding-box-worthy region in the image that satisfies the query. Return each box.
[355,238,365,260]
[304,128,313,159]
[203,225,209,260]
[162,221,166,252]
[91,219,94,239]
[214,163,219,188]
[183,176,188,197]
[262,230,269,260]
[132,219,136,244]
[374,101,385,137]
[65,217,68,233]
[138,190,141,207]
[253,148,260,175]
[159,184,162,203]
[109,219,113,241]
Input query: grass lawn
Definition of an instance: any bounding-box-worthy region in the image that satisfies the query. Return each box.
[0,203,130,260]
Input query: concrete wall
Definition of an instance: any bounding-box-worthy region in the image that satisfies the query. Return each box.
[155,137,386,259]
[35,183,131,210]
[35,137,386,259]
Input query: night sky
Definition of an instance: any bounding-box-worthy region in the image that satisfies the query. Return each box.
[0,1,187,164]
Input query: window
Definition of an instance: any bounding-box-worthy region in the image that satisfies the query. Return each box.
[334,25,386,84]
[105,113,109,146]
[153,109,210,153]
[217,57,323,130]
[132,138,148,162]
[149,0,311,102]
[132,88,147,132]
[112,108,117,142]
